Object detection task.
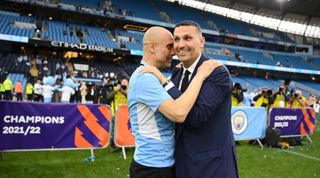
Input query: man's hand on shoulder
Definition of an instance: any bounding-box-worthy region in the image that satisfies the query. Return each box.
[138,66,168,84]
[197,60,222,80]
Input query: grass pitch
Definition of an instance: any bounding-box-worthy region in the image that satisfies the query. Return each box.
[1,125,319,178]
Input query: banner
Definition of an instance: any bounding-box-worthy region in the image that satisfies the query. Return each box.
[269,108,316,136]
[231,106,267,140]
[0,101,111,151]
[114,104,135,147]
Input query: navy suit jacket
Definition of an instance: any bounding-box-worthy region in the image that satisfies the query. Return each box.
[167,54,239,178]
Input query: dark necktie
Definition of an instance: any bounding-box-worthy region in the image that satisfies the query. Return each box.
[180,70,190,93]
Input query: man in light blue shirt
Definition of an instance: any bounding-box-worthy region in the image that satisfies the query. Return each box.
[128,26,220,178]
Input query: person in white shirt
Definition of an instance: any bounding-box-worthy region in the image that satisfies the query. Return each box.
[33,80,43,102]
[59,85,75,103]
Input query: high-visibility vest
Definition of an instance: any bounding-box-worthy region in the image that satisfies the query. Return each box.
[3,79,13,91]
[14,82,22,93]
[26,84,34,94]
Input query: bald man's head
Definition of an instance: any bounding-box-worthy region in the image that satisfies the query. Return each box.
[143,26,172,48]
[142,26,175,69]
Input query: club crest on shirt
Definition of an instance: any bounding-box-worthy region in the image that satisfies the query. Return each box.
[231,110,248,134]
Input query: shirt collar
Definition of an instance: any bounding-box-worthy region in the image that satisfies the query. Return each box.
[140,60,150,66]
[183,54,201,75]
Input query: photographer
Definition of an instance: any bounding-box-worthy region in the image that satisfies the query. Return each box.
[272,84,290,108]
[231,82,244,106]
[107,78,128,152]
[254,88,274,110]
[289,90,306,108]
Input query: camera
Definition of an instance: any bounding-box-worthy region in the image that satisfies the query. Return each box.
[121,85,127,91]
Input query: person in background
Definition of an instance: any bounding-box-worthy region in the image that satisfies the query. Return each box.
[254,88,274,110]
[242,87,252,106]
[250,87,257,106]
[80,82,87,104]
[232,82,244,106]
[107,78,128,152]
[0,82,4,100]
[3,76,13,101]
[14,80,23,101]
[33,80,43,102]
[289,90,306,108]
[272,84,290,108]
[26,82,34,102]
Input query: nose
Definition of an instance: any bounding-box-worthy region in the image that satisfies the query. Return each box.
[174,40,185,50]
[170,48,176,56]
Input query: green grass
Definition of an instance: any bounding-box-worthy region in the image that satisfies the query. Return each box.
[1,126,320,178]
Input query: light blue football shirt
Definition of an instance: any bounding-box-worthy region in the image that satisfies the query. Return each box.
[128,61,175,168]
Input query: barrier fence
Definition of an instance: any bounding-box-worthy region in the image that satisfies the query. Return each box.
[0,101,111,151]
[1,102,316,154]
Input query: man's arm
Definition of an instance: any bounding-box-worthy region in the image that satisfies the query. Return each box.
[140,60,221,123]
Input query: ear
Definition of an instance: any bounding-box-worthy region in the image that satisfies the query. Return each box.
[200,36,205,48]
[149,43,156,54]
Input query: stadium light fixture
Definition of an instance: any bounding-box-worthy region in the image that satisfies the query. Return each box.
[123,24,148,32]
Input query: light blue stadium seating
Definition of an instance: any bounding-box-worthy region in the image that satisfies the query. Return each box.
[112,0,162,21]
[0,13,35,38]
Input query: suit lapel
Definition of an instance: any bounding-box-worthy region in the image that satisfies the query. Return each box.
[173,54,208,140]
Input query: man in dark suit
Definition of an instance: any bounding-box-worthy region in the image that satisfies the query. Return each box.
[167,20,239,178]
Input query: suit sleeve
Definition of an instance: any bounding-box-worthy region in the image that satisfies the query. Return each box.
[167,66,232,128]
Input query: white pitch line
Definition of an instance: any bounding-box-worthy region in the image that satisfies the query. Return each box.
[281,150,320,162]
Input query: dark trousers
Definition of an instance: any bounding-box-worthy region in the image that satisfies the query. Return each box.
[130,159,175,178]
[16,93,22,101]
[27,94,33,101]
[4,90,12,100]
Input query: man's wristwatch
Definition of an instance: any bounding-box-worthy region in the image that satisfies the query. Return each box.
[162,79,171,87]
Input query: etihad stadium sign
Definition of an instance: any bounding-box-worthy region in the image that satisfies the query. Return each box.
[51,41,113,53]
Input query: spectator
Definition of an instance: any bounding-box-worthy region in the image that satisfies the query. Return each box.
[80,82,88,104]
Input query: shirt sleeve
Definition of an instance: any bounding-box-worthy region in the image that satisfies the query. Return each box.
[134,73,172,112]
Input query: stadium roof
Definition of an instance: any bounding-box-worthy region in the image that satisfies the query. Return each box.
[208,0,320,18]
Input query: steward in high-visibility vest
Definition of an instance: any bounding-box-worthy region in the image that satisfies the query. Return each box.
[0,83,4,100]
[26,83,34,101]
[3,77,13,100]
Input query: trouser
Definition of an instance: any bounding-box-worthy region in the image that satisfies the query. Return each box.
[34,94,42,102]
[130,159,175,178]
[16,93,22,101]
[27,94,33,101]
[4,90,12,100]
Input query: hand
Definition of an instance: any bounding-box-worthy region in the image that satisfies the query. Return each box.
[175,62,183,68]
[138,66,167,84]
[197,60,222,80]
